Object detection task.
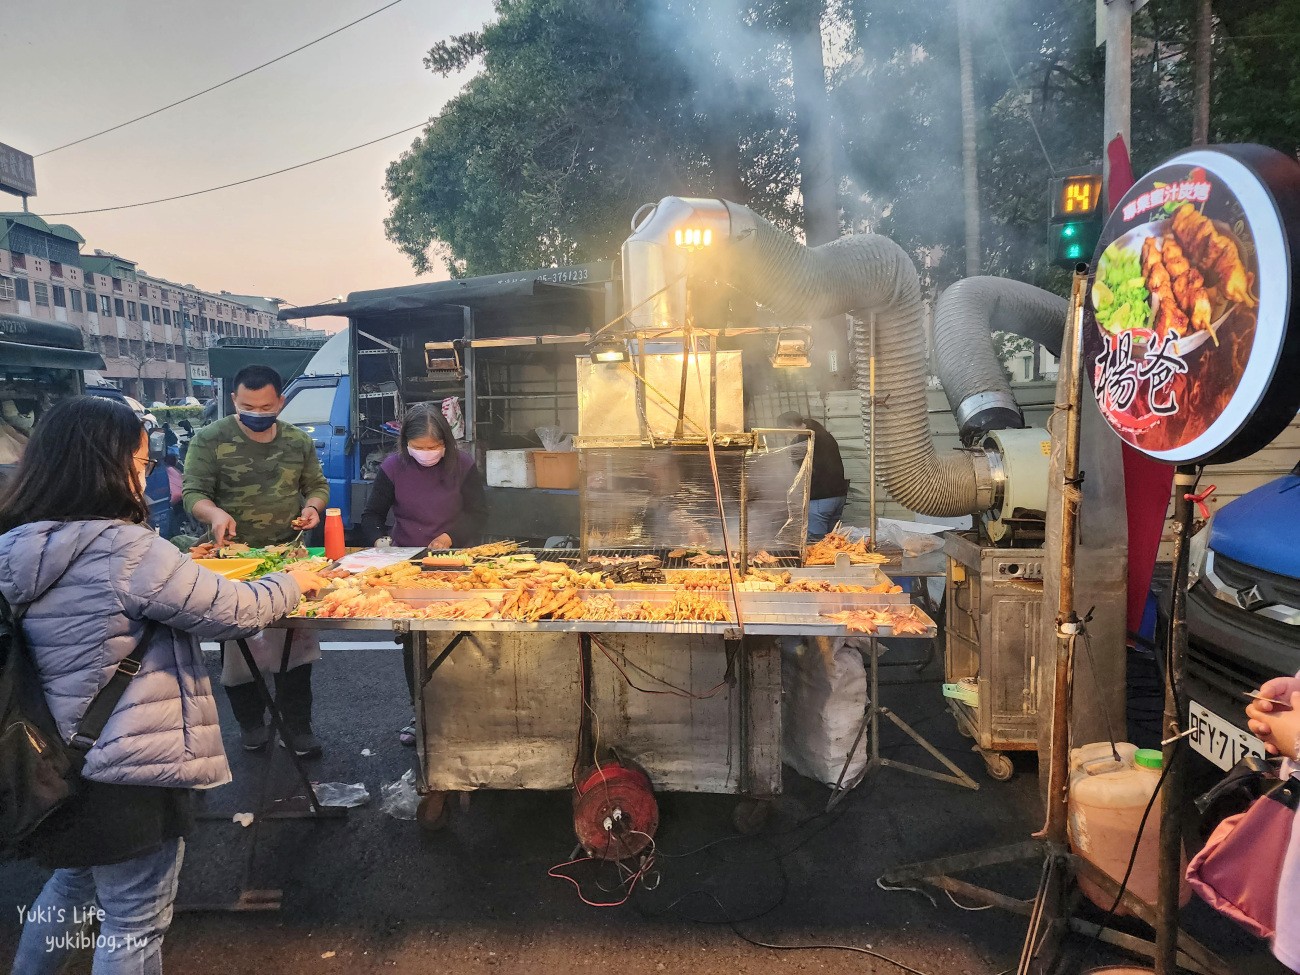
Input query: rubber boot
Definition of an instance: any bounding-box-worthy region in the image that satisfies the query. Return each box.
[224,680,270,751]
[273,663,322,758]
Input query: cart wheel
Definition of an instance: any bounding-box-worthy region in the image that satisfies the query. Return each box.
[732,798,772,836]
[458,791,472,813]
[417,791,451,831]
[984,754,1014,782]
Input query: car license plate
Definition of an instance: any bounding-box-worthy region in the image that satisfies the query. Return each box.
[1188,699,1266,771]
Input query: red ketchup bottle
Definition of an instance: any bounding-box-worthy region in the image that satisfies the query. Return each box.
[324,507,345,561]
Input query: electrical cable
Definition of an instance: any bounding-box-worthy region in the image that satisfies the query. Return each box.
[1071,470,1202,972]
[36,0,408,157]
[43,120,429,217]
[996,36,1057,175]
[729,923,933,975]
[591,634,728,700]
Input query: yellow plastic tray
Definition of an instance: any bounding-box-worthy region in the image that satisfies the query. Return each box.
[193,557,262,580]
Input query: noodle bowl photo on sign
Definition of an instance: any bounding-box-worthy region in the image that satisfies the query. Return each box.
[1082,145,1300,466]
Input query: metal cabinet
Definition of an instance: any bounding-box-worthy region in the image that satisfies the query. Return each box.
[944,533,1044,780]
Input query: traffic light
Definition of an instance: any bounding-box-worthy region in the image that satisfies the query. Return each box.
[1049,172,1104,269]
[1053,219,1100,266]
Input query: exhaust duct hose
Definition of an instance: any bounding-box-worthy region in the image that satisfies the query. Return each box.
[723,204,988,517]
[933,276,1069,441]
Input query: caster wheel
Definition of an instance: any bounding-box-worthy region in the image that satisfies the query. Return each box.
[984,754,1014,782]
[732,798,772,836]
[458,791,472,813]
[417,791,451,831]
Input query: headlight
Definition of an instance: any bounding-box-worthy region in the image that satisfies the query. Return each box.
[1187,515,1214,589]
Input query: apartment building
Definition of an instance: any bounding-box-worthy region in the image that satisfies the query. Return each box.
[0,211,297,402]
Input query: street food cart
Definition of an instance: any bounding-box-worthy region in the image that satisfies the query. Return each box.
[279,349,937,844]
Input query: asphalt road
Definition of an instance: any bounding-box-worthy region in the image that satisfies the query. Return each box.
[0,632,1285,975]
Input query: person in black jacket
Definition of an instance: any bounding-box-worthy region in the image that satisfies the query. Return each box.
[778,412,850,542]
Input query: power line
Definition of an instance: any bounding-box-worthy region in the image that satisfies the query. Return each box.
[35,0,408,158]
[44,121,428,216]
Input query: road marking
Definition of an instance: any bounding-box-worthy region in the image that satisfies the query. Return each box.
[202,641,402,654]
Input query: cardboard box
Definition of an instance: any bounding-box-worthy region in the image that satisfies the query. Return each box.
[485,449,537,488]
[533,451,579,489]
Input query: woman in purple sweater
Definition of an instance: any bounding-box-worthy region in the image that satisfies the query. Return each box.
[359,402,487,744]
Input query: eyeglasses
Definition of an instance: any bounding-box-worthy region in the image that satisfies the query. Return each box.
[135,456,158,477]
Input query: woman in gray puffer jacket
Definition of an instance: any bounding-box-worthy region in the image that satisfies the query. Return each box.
[0,396,325,975]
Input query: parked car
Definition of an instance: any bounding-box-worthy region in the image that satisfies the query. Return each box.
[168,396,202,407]
[1173,460,1300,772]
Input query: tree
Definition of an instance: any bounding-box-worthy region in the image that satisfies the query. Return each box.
[385,0,802,277]
[122,341,159,401]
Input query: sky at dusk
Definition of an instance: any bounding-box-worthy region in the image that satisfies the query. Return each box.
[1,0,496,330]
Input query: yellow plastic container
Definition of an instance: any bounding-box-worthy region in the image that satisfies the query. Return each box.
[1067,742,1190,914]
[193,558,262,580]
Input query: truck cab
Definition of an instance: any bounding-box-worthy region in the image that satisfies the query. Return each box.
[278,330,351,522]
[1182,461,1300,770]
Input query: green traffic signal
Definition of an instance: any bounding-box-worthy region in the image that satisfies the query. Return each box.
[1052,219,1100,268]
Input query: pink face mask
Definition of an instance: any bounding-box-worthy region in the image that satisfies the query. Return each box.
[408,447,445,467]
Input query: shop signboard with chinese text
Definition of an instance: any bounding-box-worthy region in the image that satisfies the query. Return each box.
[0,143,36,198]
[1083,145,1300,466]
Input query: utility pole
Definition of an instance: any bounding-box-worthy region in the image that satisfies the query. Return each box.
[178,295,195,399]
[1100,0,1136,190]
[1192,0,1213,145]
[957,0,980,278]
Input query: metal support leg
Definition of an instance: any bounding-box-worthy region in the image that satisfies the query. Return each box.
[827,637,978,811]
[179,635,347,914]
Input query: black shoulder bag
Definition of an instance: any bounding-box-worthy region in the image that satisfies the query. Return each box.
[0,591,155,857]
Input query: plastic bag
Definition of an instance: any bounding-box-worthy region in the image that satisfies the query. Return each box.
[442,397,465,441]
[312,782,371,808]
[781,637,869,786]
[535,425,573,452]
[874,517,948,557]
[380,769,420,820]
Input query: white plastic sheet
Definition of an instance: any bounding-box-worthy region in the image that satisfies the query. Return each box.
[781,637,869,787]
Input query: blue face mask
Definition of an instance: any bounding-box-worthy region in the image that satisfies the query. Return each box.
[239,412,278,433]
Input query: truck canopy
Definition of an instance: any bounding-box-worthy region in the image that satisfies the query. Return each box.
[280,262,611,341]
[0,312,104,371]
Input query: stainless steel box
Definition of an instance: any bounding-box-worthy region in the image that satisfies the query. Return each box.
[944,533,1044,780]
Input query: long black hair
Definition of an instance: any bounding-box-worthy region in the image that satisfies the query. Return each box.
[0,396,149,533]
[398,402,461,483]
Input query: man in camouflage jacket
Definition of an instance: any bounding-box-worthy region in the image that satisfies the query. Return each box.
[184,364,331,756]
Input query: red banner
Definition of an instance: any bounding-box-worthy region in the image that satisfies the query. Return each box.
[1109,134,1173,638]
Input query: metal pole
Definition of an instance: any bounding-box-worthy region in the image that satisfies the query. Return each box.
[1102,0,1134,190]
[461,305,476,445]
[181,299,195,399]
[957,0,980,277]
[1155,466,1198,975]
[869,313,878,549]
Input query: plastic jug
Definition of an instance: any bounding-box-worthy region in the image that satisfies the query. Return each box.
[1067,741,1190,914]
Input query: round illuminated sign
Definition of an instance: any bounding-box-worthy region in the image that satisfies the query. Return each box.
[1083,145,1300,465]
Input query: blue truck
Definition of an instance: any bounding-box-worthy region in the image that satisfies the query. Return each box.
[277,264,610,539]
[1181,461,1300,771]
